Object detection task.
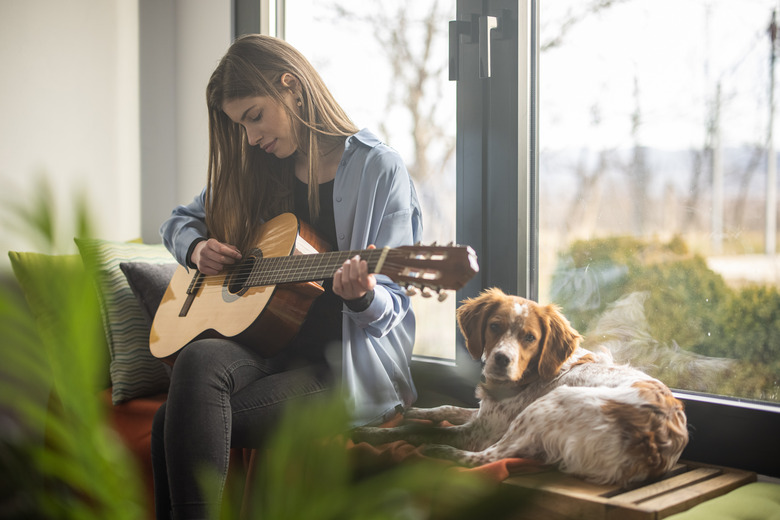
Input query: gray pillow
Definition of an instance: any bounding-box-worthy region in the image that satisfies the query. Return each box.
[119,261,178,325]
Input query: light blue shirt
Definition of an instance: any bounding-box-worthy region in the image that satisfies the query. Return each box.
[160,129,423,426]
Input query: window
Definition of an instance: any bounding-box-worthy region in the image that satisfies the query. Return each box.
[539,0,780,476]
[541,0,779,406]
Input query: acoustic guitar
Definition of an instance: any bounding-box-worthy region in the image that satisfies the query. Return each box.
[150,212,479,361]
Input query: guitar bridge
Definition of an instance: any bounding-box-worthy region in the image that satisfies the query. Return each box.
[179,271,206,317]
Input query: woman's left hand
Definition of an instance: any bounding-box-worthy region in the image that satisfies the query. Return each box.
[332,246,377,301]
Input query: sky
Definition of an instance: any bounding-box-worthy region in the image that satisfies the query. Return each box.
[541,0,780,151]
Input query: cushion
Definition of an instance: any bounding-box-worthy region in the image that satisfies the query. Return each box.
[75,238,176,404]
[119,262,178,325]
[665,482,780,520]
[348,415,546,482]
[8,251,110,389]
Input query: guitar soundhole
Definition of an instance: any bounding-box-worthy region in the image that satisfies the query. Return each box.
[226,249,262,296]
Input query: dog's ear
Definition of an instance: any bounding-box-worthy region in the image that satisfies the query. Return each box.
[538,304,582,380]
[456,288,505,360]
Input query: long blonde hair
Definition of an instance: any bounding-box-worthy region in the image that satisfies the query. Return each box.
[205,34,358,253]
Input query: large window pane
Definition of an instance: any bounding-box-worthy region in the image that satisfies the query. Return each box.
[285,0,457,359]
[541,0,779,403]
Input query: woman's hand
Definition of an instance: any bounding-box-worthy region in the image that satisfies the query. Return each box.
[333,246,377,301]
[191,238,242,275]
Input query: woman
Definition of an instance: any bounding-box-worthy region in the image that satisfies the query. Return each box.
[151,34,422,519]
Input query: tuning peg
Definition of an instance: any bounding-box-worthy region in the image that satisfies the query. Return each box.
[421,287,433,298]
[405,285,419,297]
[447,241,454,246]
[437,291,448,302]
[430,241,438,247]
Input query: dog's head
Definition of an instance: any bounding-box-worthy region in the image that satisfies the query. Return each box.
[456,288,582,382]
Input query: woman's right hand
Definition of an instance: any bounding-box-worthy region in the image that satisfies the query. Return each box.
[191,238,242,275]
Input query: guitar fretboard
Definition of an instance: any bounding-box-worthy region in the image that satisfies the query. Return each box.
[246,248,388,286]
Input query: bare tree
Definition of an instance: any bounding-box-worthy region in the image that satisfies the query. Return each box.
[684,76,724,235]
[628,76,649,237]
[328,1,456,242]
[564,142,615,237]
[331,0,454,186]
[731,144,763,231]
[541,0,632,52]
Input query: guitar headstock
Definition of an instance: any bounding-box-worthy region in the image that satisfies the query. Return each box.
[379,243,479,301]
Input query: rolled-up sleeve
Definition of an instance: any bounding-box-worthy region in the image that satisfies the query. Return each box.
[160,188,209,267]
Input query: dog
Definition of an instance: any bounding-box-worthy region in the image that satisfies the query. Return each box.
[351,288,689,486]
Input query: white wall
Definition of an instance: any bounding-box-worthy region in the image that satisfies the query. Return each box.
[0,0,139,256]
[140,0,232,243]
[0,0,231,267]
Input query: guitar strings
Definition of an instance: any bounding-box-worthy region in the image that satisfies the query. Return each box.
[187,249,388,293]
[185,259,441,299]
[181,246,460,295]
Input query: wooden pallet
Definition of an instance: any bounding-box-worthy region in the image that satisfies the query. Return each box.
[504,460,756,520]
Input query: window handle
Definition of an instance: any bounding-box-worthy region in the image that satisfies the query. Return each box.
[479,15,498,78]
[449,20,472,81]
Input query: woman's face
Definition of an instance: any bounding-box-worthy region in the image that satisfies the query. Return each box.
[223,92,299,159]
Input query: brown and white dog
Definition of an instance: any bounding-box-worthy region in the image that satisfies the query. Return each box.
[352,288,689,485]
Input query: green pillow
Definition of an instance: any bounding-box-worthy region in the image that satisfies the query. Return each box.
[666,482,780,520]
[8,251,110,389]
[75,238,176,404]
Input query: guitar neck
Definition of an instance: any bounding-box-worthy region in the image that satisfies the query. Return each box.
[246,248,387,287]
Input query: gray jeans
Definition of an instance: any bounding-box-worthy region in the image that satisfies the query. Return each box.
[150,338,333,519]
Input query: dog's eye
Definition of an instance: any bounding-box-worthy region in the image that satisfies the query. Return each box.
[524,333,536,343]
[489,322,502,333]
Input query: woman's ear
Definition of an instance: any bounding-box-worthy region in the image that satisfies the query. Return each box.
[537,304,582,379]
[280,72,300,90]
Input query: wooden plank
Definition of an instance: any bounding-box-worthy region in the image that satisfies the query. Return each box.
[506,470,623,520]
[506,468,621,499]
[600,463,690,498]
[609,467,722,505]
[503,460,756,520]
[520,487,609,520]
[646,471,756,518]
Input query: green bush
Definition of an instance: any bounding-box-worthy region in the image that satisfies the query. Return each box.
[703,285,780,368]
[551,236,730,343]
[551,235,780,403]
[631,256,729,352]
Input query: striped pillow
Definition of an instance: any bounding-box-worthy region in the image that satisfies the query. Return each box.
[76,238,176,404]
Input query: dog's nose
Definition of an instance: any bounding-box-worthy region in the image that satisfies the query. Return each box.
[493,352,510,367]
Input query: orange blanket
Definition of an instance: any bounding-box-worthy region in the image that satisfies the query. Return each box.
[347,416,546,481]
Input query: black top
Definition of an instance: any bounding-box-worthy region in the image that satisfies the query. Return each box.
[290,179,343,356]
[294,178,337,248]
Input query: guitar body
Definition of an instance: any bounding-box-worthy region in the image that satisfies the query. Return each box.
[150,213,329,362]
